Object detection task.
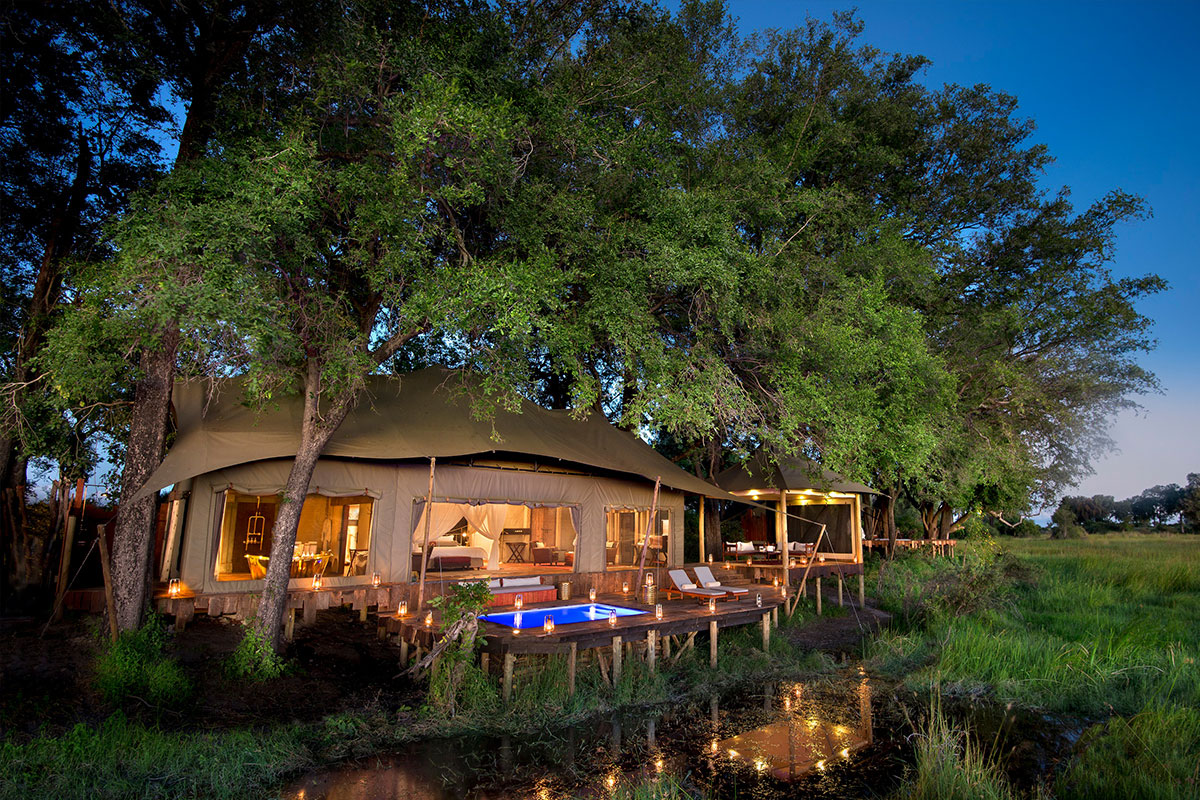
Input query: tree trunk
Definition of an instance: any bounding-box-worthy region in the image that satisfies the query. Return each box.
[110,327,179,631]
[252,363,353,652]
[884,490,898,559]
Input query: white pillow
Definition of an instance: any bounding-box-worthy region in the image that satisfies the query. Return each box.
[488,579,502,589]
[434,536,457,546]
[764,545,776,552]
[681,582,697,590]
[703,581,721,589]
[502,576,542,588]
[735,542,754,553]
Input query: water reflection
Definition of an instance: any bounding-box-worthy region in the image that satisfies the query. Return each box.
[715,676,873,781]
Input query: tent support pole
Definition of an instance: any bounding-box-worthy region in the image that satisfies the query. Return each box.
[634,477,661,592]
[698,495,706,563]
[416,457,436,611]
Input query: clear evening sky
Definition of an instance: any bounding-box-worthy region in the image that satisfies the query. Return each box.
[705,0,1199,505]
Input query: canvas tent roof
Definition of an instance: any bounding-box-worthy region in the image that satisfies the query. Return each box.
[716,451,879,496]
[141,368,736,500]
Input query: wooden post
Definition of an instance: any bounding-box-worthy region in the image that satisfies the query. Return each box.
[771,606,778,627]
[416,457,437,611]
[612,636,623,685]
[647,630,657,674]
[481,651,490,675]
[708,620,718,668]
[777,489,787,594]
[96,528,118,643]
[567,643,577,698]
[634,477,662,592]
[801,578,807,598]
[815,577,822,615]
[837,573,844,607]
[283,606,296,641]
[663,634,672,659]
[502,652,515,704]
[359,603,368,623]
[858,572,865,606]
[399,639,410,667]
[762,612,770,652]
[698,495,706,564]
[52,489,80,623]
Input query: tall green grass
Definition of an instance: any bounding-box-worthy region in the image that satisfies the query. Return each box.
[892,697,1019,800]
[867,535,1200,716]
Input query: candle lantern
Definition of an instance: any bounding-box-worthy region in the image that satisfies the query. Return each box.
[167,578,181,598]
[515,594,524,610]
[773,577,780,588]
[371,572,381,588]
[622,581,629,594]
[399,600,408,617]
[543,616,555,635]
[311,574,322,591]
[708,597,717,613]
[655,603,663,620]
[645,573,654,586]
[424,610,433,628]
[589,587,597,602]
[707,554,714,563]
[608,610,618,627]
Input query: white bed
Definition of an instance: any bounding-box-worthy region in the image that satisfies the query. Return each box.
[426,545,489,568]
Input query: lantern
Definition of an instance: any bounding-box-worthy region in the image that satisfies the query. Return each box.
[645,573,654,586]
[707,554,714,563]
[371,572,381,588]
[543,615,555,635]
[398,600,408,617]
[424,610,433,628]
[708,597,716,613]
[622,581,629,594]
[589,587,597,602]
[514,594,524,610]
[167,578,180,598]
[608,610,617,627]
[655,603,663,620]
[311,574,322,591]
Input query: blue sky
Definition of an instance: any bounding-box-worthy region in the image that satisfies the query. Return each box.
[712,0,1199,504]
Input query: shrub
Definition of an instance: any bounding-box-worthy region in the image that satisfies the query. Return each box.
[225,623,287,681]
[93,614,191,708]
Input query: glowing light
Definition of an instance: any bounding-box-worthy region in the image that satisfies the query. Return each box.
[645,573,654,586]
[424,610,433,628]
[840,747,850,758]
[773,577,780,587]
[710,739,718,754]
[589,587,597,602]
[728,749,739,758]
[754,758,768,773]
[654,758,664,772]
[622,581,629,594]
[807,718,818,729]
[371,572,381,588]
[707,554,713,563]
[606,775,616,789]
[816,760,826,771]
[167,579,180,598]
[655,603,663,620]
[311,574,322,591]
[609,610,617,627]
[835,725,848,736]
[543,616,555,635]
[708,598,717,613]
[515,594,524,610]
[784,696,791,711]
[398,600,408,617]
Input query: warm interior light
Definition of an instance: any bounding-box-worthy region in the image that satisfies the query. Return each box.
[371,572,381,588]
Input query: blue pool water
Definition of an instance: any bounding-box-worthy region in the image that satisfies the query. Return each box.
[480,603,646,629]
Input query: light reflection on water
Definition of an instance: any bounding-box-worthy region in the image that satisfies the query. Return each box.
[280,674,881,800]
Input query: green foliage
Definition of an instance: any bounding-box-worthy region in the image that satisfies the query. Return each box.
[893,697,1018,800]
[0,713,310,800]
[93,614,191,709]
[225,622,287,682]
[1051,504,1087,539]
[1055,705,1200,800]
[423,581,494,718]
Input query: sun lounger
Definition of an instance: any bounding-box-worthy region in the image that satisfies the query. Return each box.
[694,565,749,597]
[666,569,731,602]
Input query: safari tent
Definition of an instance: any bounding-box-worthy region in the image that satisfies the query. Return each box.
[716,452,878,566]
[144,369,733,597]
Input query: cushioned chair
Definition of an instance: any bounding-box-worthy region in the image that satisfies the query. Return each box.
[532,546,555,565]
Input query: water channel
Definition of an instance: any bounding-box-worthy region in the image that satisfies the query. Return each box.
[281,668,1082,799]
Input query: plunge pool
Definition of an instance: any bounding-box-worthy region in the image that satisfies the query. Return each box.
[480,602,645,629]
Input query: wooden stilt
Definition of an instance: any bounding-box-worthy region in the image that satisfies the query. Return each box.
[801,578,807,598]
[761,612,770,652]
[399,639,409,667]
[647,630,657,674]
[858,572,865,606]
[837,573,844,607]
[709,620,718,668]
[567,642,577,698]
[284,606,296,641]
[612,636,623,685]
[663,634,672,659]
[771,606,778,627]
[481,652,490,674]
[359,604,368,623]
[816,578,822,615]
[503,653,515,704]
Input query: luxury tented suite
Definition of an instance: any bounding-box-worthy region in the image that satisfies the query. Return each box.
[142,369,736,597]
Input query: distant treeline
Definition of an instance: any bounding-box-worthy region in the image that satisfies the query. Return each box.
[1054,473,1200,534]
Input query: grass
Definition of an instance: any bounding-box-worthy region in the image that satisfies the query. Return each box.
[892,696,1019,800]
[867,534,1200,800]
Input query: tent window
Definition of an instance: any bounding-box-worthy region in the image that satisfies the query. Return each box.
[605,509,670,570]
[412,500,579,571]
[214,491,373,581]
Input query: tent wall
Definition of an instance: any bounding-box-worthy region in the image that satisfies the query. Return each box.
[176,459,684,595]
